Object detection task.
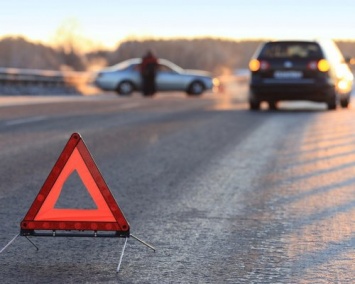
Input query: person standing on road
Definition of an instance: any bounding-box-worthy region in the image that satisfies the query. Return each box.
[140,50,158,97]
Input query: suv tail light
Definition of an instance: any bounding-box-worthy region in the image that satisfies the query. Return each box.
[249,59,260,71]
[307,61,318,70]
[307,59,330,72]
[317,59,330,72]
[249,59,270,72]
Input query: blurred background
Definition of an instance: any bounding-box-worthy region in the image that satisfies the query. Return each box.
[2,0,355,94]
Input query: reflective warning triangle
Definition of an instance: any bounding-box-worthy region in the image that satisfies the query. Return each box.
[20,133,130,235]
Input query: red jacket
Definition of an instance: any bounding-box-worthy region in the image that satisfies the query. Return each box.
[140,54,158,76]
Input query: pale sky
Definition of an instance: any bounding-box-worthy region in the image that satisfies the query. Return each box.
[2,0,355,50]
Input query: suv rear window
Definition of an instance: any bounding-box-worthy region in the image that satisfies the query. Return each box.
[259,42,323,59]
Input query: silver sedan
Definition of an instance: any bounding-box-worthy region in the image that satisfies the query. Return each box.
[93,58,216,96]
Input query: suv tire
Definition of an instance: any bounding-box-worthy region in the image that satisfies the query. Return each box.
[327,91,337,110]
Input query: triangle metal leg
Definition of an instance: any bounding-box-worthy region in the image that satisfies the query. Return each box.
[25,237,39,251]
[116,237,128,273]
[130,234,156,252]
[0,234,19,254]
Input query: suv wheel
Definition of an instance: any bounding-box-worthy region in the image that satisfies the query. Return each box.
[327,101,336,110]
[327,90,337,110]
[327,99,336,110]
[340,96,350,108]
[268,101,277,110]
[249,100,260,110]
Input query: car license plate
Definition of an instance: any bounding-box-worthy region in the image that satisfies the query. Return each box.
[274,71,303,79]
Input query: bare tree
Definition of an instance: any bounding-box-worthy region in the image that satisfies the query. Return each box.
[50,18,90,71]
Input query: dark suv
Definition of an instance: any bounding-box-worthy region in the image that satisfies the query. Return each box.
[248,40,353,110]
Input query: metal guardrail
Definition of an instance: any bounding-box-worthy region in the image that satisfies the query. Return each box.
[0,67,91,86]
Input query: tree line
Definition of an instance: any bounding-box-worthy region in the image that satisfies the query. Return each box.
[1,36,355,75]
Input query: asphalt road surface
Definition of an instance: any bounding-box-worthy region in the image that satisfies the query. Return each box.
[0,90,354,283]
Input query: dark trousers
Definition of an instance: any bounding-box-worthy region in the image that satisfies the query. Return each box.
[142,75,156,96]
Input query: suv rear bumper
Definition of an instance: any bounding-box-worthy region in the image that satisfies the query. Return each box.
[249,79,335,102]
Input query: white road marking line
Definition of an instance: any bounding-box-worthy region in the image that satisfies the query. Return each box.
[5,116,47,126]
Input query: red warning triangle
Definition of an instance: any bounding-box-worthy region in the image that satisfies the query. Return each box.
[20,133,129,235]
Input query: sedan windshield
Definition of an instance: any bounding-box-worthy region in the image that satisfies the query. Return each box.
[107,59,141,71]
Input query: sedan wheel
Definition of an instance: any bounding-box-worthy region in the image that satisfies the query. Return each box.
[116,81,134,96]
[187,81,204,96]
